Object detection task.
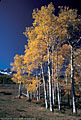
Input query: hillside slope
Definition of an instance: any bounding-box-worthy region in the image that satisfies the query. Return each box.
[0,84,81,119]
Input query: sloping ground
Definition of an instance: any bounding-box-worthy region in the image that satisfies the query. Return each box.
[0,84,81,120]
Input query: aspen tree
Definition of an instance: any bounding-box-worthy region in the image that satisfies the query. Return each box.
[24,3,57,111]
[32,3,57,112]
[10,55,24,98]
[24,26,48,109]
[58,6,81,113]
[10,2,81,113]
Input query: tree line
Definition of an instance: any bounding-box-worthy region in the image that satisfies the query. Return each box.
[10,3,81,113]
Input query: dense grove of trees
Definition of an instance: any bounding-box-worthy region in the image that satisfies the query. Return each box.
[0,75,13,84]
[10,3,81,113]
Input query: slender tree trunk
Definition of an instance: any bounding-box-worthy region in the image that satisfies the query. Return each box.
[56,48,61,110]
[52,86,55,105]
[47,41,53,112]
[37,85,39,101]
[36,71,39,101]
[38,73,41,100]
[52,60,55,105]
[70,45,76,113]
[33,92,36,99]
[30,92,32,99]
[60,89,61,103]
[27,89,29,98]
[52,70,56,105]
[41,63,48,109]
[52,44,55,105]
[18,81,22,99]
[57,82,60,110]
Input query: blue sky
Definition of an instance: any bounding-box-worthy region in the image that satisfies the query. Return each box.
[0,0,34,69]
[0,0,81,69]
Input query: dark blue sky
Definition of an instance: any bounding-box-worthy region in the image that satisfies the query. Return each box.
[0,0,81,69]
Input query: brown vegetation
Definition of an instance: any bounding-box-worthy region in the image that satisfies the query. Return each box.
[0,84,81,120]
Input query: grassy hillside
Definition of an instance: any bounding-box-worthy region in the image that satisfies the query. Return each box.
[0,84,81,119]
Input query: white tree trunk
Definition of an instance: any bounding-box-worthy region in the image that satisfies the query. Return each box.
[52,87,55,105]
[60,89,61,103]
[18,81,22,99]
[56,49,61,110]
[27,90,29,98]
[36,72,39,101]
[52,44,55,105]
[47,42,53,112]
[37,85,39,101]
[57,83,60,110]
[41,63,48,109]
[71,45,76,113]
[39,73,41,100]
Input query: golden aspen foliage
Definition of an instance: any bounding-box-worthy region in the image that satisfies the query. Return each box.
[10,54,25,83]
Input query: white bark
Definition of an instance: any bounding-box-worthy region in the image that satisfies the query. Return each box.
[52,87,55,105]
[41,63,48,109]
[36,70,39,101]
[71,45,76,113]
[57,83,60,110]
[56,48,61,110]
[27,90,29,98]
[60,89,61,103]
[47,41,53,112]
[52,44,55,105]
[22,92,28,97]
[37,85,39,101]
[18,81,22,99]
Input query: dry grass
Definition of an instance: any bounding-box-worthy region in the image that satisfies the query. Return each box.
[0,84,81,120]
